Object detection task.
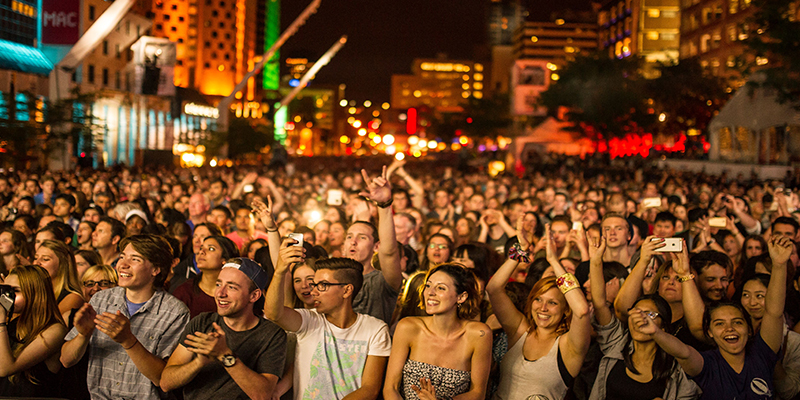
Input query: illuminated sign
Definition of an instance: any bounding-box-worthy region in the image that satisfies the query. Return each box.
[42,0,79,45]
[420,62,471,72]
[184,103,220,119]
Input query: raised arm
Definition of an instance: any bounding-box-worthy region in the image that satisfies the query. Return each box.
[545,224,591,373]
[382,318,414,400]
[637,310,705,377]
[360,167,402,290]
[231,172,258,200]
[614,236,662,321]
[0,317,65,377]
[486,216,530,342]
[390,161,426,211]
[763,236,791,352]
[61,303,96,367]
[588,236,612,325]
[252,196,281,267]
[672,242,707,342]
[258,177,285,216]
[264,239,305,332]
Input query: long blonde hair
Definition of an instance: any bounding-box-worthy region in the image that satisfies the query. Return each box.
[8,265,65,384]
[39,239,81,301]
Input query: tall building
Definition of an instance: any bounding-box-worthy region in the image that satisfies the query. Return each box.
[391,58,485,111]
[597,0,680,64]
[512,19,598,68]
[488,0,526,46]
[0,0,51,95]
[150,0,262,99]
[678,0,756,77]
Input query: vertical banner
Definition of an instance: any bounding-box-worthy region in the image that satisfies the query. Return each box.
[41,0,81,45]
[130,37,176,96]
[510,60,550,116]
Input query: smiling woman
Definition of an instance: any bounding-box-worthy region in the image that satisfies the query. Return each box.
[173,236,238,318]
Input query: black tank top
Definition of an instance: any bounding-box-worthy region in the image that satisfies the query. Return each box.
[605,360,666,400]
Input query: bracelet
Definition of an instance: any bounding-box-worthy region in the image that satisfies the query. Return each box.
[375,199,393,209]
[122,339,138,350]
[677,274,695,283]
[556,273,580,294]
[508,242,531,263]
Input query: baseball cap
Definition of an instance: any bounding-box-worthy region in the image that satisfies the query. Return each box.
[222,257,269,291]
[125,209,149,224]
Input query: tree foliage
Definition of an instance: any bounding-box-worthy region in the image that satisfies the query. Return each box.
[744,0,800,104]
[538,53,654,138]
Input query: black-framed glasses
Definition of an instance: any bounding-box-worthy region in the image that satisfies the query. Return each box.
[429,243,448,250]
[83,280,114,288]
[309,281,349,292]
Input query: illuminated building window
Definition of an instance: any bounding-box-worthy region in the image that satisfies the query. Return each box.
[646,31,659,40]
[474,73,483,81]
[662,32,677,40]
[648,9,660,18]
[663,10,678,18]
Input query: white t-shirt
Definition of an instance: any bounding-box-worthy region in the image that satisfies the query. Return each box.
[292,308,392,400]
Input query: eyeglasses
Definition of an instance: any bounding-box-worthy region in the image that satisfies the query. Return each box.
[309,281,349,292]
[83,280,114,288]
[429,243,448,250]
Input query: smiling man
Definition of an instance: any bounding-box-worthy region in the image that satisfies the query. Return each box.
[266,241,391,400]
[61,235,190,400]
[161,257,286,400]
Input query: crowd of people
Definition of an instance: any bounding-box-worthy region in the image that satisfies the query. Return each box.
[0,153,799,399]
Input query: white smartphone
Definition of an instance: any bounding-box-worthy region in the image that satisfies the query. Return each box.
[327,189,343,206]
[243,184,254,193]
[288,232,304,247]
[572,222,583,231]
[654,238,683,252]
[642,197,661,209]
[708,217,727,228]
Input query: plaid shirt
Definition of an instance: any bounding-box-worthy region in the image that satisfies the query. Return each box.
[65,286,190,400]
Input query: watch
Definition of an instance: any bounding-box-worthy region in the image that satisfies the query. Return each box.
[677,274,695,283]
[220,354,236,367]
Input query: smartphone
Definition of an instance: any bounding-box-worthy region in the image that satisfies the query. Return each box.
[327,189,343,206]
[654,238,683,253]
[0,284,14,315]
[288,232,304,247]
[243,184,254,193]
[572,222,583,231]
[642,197,661,209]
[709,217,727,228]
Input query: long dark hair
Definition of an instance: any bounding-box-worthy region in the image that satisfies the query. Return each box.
[623,294,676,387]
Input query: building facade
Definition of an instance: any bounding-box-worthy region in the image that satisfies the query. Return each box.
[678,0,756,76]
[391,59,486,111]
[597,0,681,65]
[512,20,598,68]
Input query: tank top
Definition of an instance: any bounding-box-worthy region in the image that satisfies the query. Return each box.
[401,359,471,399]
[493,332,568,400]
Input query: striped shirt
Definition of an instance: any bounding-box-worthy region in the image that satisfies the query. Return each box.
[65,286,190,400]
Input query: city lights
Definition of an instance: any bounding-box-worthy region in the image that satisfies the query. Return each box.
[659,113,667,122]
[381,102,390,110]
[352,120,362,128]
[395,152,405,161]
[364,100,372,107]
[340,135,350,144]
[372,136,381,144]
[358,128,367,136]
[382,134,395,145]
[339,99,348,107]
[408,135,419,145]
[427,141,437,149]
[418,139,427,148]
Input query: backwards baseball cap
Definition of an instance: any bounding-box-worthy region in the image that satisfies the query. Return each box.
[125,209,149,224]
[222,257,269,291]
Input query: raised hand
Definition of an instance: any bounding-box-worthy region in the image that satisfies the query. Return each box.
[672,240,691,276]
[769,236,793,266]
[587,234,606,264]
[640,236,665,263]
[95,311,137,349]
[515,215,532,250]
[251,196,277,231]
[359,166,392,204]
[74,303,97,337]
[276,237,305,272]
[185,322,231,363]
[544,224,558,262]
[629,309,658,336]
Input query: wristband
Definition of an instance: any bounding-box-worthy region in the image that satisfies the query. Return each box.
[266,228,278,232]
[677,274,695,283]
[556,273,580,294]
[508,242,531,263]
[376,199,393,209]
[123,339,138,350]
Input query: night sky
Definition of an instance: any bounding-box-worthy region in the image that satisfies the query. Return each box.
[279,0,593,103]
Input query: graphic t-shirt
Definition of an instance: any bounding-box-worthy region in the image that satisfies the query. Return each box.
[293,308,391,400]
[692,334,779,400]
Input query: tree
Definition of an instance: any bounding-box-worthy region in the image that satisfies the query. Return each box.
[744,0,800,104]
[647,59,731,134]
[538,53,654,138]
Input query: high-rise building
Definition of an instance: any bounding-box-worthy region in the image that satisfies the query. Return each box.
[488,0,526,46]
[150,0,262,99]
[391,58,485,111]
[512,19,598,68]
[597,0,680,65]
[678,0,756,77]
